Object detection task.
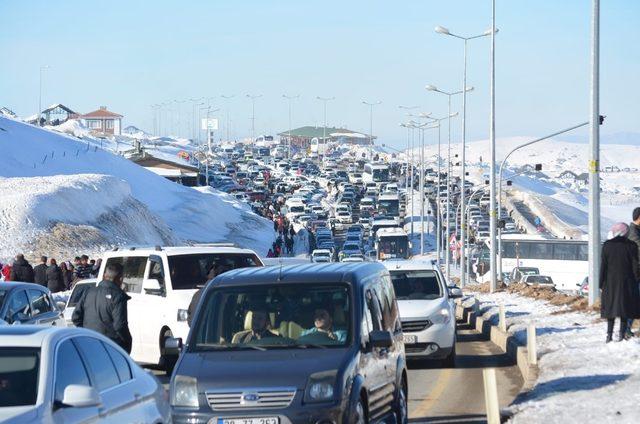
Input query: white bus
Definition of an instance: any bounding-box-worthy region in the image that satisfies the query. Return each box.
[377,192,402,222]
[375,227,410,260]
[363,162,390,184]
[310,137,328,156]
[497,234,588,291]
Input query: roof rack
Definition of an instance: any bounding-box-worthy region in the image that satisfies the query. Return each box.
[191,242,239,248]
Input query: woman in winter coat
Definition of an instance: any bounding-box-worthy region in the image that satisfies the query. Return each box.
[46,259,65,293]
[600,222,640,342]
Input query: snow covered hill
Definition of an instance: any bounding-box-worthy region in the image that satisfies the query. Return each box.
[0,116,274,261]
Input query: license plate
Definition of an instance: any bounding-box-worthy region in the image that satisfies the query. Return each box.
[217,418,279,424]
[403,335,417,344]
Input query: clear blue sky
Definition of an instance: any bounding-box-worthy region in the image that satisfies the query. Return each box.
[1,0,638,147]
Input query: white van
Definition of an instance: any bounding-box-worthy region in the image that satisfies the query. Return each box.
[97,245,262,372]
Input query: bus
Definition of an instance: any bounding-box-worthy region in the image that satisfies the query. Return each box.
[370,216,400,239]
[377,192,402,222]
[363,162,390,184]
[495,234,588,291]
[375,227,410,260]
[310,137,328,156]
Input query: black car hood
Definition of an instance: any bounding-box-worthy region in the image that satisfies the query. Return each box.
[181,347,352,391]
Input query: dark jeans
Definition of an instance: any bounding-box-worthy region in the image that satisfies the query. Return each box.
[607,318,628,337]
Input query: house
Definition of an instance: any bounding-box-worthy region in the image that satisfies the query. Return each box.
[25,103,79,126]
[126,148,199,187]
[559,170,589,188]
[81,106,123,136]
[278,126,374,149]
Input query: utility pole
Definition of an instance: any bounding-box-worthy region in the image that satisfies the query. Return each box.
[221,94,234,142]
[283,94,300,159]
[489,0,498,292]
[317,96,335,167]
[362,100,381,157]
[246,94,262,142]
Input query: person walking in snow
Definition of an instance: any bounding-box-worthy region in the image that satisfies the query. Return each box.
[46,258,65,293]
[10,254,34,283]
[33,256,48,287]
[625,207,640,335]
[600,222,640,342]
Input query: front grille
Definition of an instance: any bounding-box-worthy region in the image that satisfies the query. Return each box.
[205,387,296,411]
[401,319,432,333]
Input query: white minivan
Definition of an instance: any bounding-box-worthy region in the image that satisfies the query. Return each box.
[97,245,262,373]
[383,260,461,366]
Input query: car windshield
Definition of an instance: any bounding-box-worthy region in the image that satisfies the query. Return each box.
[192,284,351,350]
[528,276,552,284]
[0,348,40,407]
[390,270,443,300]
[68,282,97,307]
[168,253,261,290]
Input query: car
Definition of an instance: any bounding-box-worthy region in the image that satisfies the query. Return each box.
[310,249,333,263]
[168,263,408,423]
[96,246,263,373]
[341,256,365,263]
[61,279,98,327]
[522,274,555,288]
[0,326,171,423]
[504,222,517,231]
[383,260,461,365]
[0,282,65,327]
[335,211,352,225]
[510,267,540,284]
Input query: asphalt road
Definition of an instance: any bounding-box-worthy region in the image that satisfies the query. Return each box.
[148,321,522,423]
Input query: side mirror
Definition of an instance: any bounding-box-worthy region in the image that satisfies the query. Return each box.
[143,279,164,296]
[369,330,393,348]
[448,286,463,299]
[165,337,183,356]
[60,384,102,408]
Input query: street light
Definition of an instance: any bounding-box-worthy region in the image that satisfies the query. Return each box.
[220,95,234,143]
[317,96,335,168]
[362,100,382,157]
[435,23,494,287]
[399,106,419,197]
[425,84,472,281]
[283,94,300,159]
[246,94,262,142]
[38,65,50,126]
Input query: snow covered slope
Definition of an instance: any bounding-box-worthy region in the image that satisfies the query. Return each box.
[0,116,274,260]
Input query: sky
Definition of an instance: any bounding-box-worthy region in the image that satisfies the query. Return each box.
[1,0,638,149]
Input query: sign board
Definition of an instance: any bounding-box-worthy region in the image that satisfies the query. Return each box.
[201,118,219,130]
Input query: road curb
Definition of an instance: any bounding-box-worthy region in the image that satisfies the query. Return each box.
[456,299,538,390]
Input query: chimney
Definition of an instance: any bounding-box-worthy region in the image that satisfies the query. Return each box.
[100,106,107,110]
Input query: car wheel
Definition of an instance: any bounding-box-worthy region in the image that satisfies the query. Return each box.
[443,342,456,368]
[395,379,408,424]
[352,397,367,424]
[160,329,177,375]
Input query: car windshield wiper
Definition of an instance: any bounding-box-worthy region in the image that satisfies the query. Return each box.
[292,343,328,349]
[196,344,266,352]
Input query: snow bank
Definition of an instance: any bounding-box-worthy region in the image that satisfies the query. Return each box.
[467,291,640,423]
[0,116,274,257]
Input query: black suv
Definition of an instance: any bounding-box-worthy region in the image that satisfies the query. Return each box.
[168,262,408,424]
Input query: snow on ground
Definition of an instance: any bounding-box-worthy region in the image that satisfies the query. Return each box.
[0,116,274,261]
[465,290,640,423]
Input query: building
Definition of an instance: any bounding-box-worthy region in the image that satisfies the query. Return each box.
[127,149,199,187]
[25,103,79,126]
[278,126,374,149]
[81,106,123,136]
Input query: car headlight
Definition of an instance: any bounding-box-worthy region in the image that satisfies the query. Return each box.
[304,370,337,403]
[171,375,199,408]
[431,308,451,325]
[177,309,189,322]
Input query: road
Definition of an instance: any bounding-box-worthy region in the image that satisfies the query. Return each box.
[148,321,522,423]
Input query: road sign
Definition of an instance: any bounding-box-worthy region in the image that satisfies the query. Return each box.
[201,118,219,130]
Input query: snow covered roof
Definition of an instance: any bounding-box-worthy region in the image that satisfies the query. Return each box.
[82,106,123,119]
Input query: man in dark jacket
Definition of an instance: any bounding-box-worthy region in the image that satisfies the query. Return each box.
[46,258,65,293]
[628,207,640,268]
[600,222,640,342]
[74,255,93,280]
[72,262,132,353]
[33,256,48,286]
[10,254,34,282]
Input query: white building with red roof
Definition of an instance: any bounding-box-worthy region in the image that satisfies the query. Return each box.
[81,106,123,136]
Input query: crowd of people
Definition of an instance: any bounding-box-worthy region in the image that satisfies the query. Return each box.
[600,207,640,342]
[0,253,101,293]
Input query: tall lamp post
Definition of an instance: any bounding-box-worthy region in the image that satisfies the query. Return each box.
[317,96,335,167]
[283,94,300,159]
[246,94,262,142]
[221,95,235,143]
[38,65,50,126]
[435,24,494,287]
[362,100,382,157]
[399,105,419,194]
[425,84,472,281]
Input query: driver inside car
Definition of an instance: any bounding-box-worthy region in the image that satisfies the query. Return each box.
[300,308,346,342]
[232,310,281,343]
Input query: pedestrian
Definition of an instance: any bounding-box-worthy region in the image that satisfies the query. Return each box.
[1,263,11,281]
[72,262,133,353]
[10,254,34,283]
[74,255,93,280]
[289,224,296,238]
[60,262,74,290]
[33,256,48,286]
[91,258,102,278]
[600,222,640,343]
[46,258,65,293]
[273,220,279,233]
[286,236,294,255]
[625,207,640,334]
[267,248,275,258]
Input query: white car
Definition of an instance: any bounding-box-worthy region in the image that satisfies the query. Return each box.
[310,249,332,263]
[97,245,263,373]
[0,326,170,423]
[336,211,352,224]
[61,279,97,327]
[383,260,461,366]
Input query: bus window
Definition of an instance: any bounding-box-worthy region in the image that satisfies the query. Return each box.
[502,242,517,259]
[528,243,553,260]
[577,243,588,261]
[553,243,578,260]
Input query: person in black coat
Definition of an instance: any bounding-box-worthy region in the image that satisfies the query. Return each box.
[10,254,34,283]
[72,262,132,353]
[33,256,48,286]
[600,222,640,342]
[46,258,65,293]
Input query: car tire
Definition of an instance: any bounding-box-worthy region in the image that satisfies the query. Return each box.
[352,397,367,424]
[443,341,456,368]
[395,379,408,424]
[160,329,177,375]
